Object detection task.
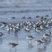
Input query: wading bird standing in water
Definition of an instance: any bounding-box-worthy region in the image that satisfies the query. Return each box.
[9,43,18,52]
[26,35,34,48]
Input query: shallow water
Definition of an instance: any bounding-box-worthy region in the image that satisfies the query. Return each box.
[0,0,52,52]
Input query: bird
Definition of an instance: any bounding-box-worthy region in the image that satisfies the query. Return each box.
[27,17,32,19]
[0,32,3,37]
[0,22,5,29]
[9,43,18,48]
[26,35,34,40]
[45,33,50,37]
[11,17,16,19]
[22,16,26,19]
[37,39,45,45]
[45,15,49,17]
[36,15,40,18]
[24,27,30,32]
[9,43,18,52]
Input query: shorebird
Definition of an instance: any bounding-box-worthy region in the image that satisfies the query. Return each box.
[22,16,26,19]
[24,26,30,32]
[40,16,44,22]
[27,17,32,19]
[43,32,51,41]
[9,43,18,52]
[40,17,48,25]
[36,15,40,18]
[37,39,45,45]
[9,43,18,48]
[0,22,6,29]
[7,24,12,34]
[20,22,23,29]
[26,35,34,40]
[0,32,3,37]
[0,32,3,45]
[45,15,49,17]
[26,35,34,48]
[13,28,19,37]
[35,22,41,32]
[45,33,51,37]
[43,31,51,38]
[48,19,52,26]
[42,36,51,46]
[11,17,16,19]
[33,24,36,30]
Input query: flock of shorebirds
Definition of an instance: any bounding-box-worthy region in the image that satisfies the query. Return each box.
[0,15,52,52]
[0,15,52,34]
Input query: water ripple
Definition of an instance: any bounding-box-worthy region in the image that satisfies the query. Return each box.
[0,9,52,15]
